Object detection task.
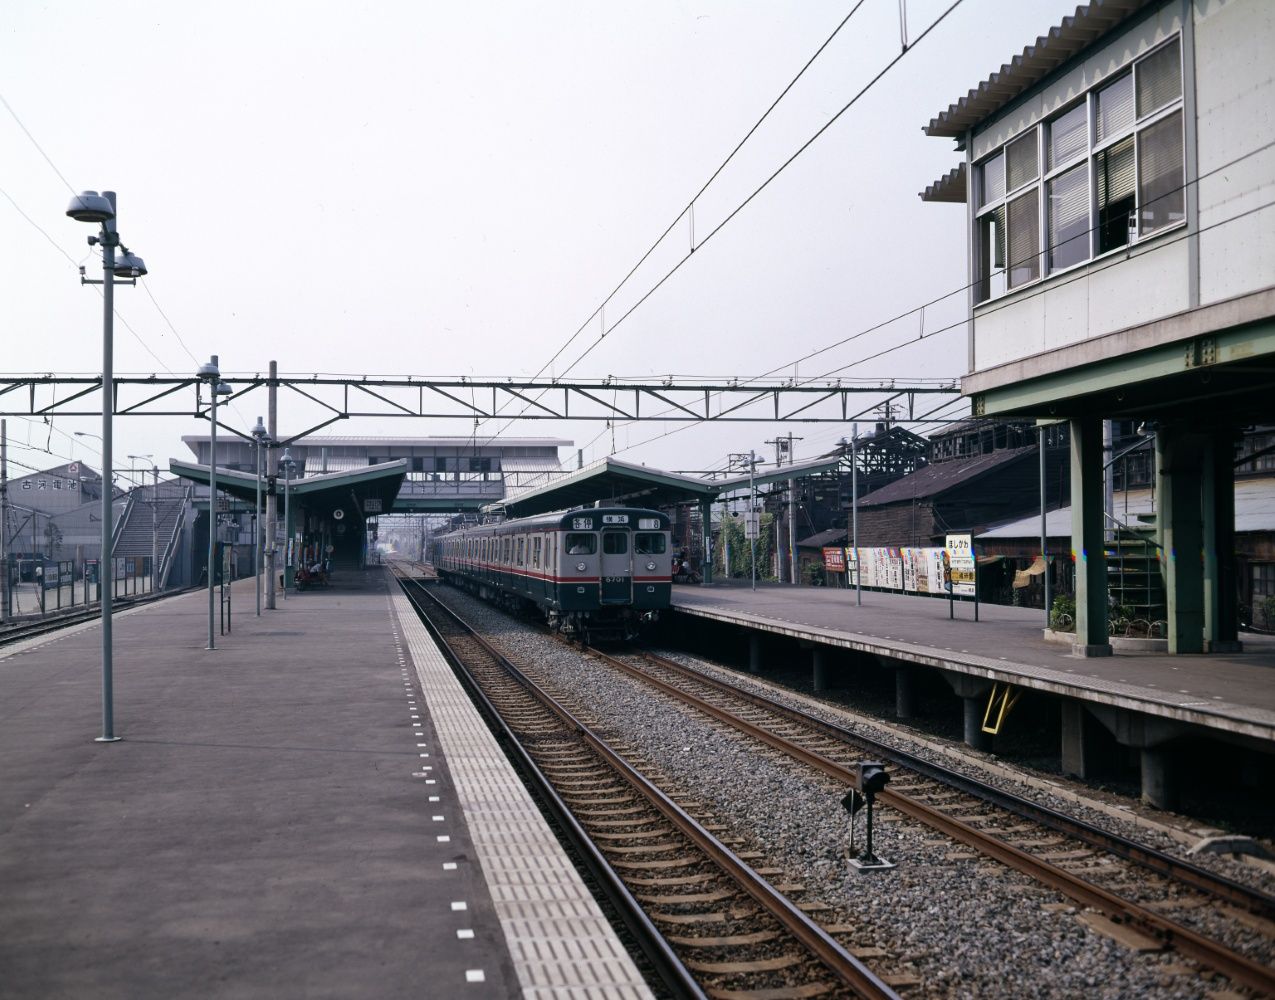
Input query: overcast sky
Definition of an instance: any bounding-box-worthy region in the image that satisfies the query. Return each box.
[2,0,1076,487]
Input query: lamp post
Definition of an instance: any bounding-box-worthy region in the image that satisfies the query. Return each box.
[67,190,147,744]
[197,357,232,649]
[127,452,152,490]
[280,448,295,599]
[251,417,268,616]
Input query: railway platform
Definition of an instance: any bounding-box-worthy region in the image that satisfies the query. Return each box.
[670,582,1275,810]
[0,569,650,999]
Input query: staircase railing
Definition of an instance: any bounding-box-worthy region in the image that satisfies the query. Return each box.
[157,485,192,591]
[109,491,136,557]
[1103,511,1163,622]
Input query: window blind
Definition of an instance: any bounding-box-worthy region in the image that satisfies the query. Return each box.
[1048,104,1087,169]
[1096,73,1134,142]
[1007,131,1039,191]
[1048,164,1089,271]
[1136,39,1182,117]
[1138,110,1185,232]
[1007,189,1040,287]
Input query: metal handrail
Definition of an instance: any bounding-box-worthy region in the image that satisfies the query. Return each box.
[157,485,192,590]
[1104,511,1162,615]
[108,491,136,556]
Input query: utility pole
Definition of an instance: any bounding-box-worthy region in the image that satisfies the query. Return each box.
[749,450,757,591]
[851,425,861,606]
[151,464,158,592]
[765,433,802,585]
[265,360,278,610]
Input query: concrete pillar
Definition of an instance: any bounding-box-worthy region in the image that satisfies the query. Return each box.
[748,634,762,674]
[1086,705,1184,809]
[812,646,828,692]
[894,666,915,720]
[942,671,993,751]
[1140,747,1179,811]
[1060,701,1095,779]
[1158,426,1205,654]
[1203,428,1241,651]
[962,697,992,752]
[1070,416,1111,656]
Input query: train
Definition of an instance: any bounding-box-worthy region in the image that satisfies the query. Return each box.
[432,507,673,642]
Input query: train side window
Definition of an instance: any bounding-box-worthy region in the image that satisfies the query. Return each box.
[603,532,628,555]
[635,533,666,554]
[517,538,524,565]
[532,537,542,568]
[565,533,596,555]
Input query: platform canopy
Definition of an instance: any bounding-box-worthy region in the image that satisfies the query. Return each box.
[494,454,844,518]
[170,458,408,517]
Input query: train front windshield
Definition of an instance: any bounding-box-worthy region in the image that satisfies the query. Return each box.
[634,533,665,554]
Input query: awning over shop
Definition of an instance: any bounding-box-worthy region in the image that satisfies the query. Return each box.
[1013,555,1048,588]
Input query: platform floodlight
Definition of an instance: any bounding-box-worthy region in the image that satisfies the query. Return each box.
[214,381,232,397]
[66,187,147,744]
[113,252,147,278]
[197,357,221,381]
[251,417,268,439]
[66,190,115,224]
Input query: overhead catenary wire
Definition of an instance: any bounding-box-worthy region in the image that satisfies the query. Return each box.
[570,134,1275,467]
[1,90,255,430]
[0,91,77,195]
[472,0,895,449]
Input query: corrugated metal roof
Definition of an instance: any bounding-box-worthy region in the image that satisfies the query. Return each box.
[919,162,967,203]
[857,446,1036,507]
[797,528,848,549]
[924,0,1154,138]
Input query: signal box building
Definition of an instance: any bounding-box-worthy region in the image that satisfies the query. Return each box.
[923,0,1275,654]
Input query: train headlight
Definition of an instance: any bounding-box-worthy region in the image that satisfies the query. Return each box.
[646,561,657,571]
[576,561,587,572]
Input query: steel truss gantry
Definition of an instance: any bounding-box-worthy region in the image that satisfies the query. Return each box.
[0,374,958,442]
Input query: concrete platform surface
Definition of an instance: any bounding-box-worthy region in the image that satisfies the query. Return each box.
[672,582,1275,742]
[0,572,521,999]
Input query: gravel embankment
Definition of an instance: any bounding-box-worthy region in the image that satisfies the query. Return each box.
[437,588,1261,999]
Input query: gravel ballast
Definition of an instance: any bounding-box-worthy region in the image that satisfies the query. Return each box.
[433,586,1265,999]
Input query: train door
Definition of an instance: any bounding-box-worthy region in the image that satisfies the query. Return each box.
[600,529,632,604]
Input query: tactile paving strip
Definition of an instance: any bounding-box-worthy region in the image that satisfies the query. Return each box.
[392,587,654,1000]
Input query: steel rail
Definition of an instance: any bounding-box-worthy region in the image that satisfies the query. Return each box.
[0,587,185,647]
[402,578,900,1000]
[392,577,707,1000]
[638,651,1275,922]
[587,648,1275,997]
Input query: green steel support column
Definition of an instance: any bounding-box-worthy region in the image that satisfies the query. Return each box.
[1158,426,1205,654]
[1070,417,1111,656]
[699,499,713,585]
[1202,428,1241,651]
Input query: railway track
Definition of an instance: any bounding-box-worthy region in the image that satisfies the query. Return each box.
[396,573,905,999]
[594,646,1275,997]
[0,590,176,647]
